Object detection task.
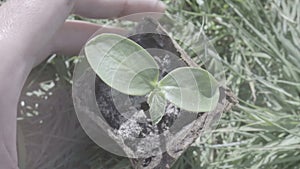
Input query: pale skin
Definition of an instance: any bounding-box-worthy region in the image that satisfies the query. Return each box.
[0,0,165,168]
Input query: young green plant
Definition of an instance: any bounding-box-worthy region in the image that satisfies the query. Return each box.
[85,33,220,124]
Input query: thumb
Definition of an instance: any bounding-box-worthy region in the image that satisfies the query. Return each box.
[0,0,76,66]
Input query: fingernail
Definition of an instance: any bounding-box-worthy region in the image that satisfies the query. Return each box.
[157,1,166,11]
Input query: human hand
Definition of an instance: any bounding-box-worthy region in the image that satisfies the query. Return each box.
[0,0,165,168]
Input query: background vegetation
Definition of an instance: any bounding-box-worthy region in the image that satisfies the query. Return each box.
[1,0,298,168]
[167,1,300,169]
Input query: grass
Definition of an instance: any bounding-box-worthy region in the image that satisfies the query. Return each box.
[166,0,300,168]
[12,0,300,168]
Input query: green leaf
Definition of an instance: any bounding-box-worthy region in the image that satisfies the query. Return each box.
[85,33,159,96]
[147,90,167,124]
[159,67,220,112]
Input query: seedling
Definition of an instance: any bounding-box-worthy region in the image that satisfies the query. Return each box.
[85,33,220,124]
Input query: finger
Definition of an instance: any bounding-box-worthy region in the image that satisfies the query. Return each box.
[34,20,127,65]
[51,20,128,57]
[0,0,76,65]
[74,0,165,19]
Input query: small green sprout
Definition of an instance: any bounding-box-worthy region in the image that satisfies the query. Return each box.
[85,33,220,124]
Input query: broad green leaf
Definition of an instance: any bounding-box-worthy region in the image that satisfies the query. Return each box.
[147,90,167,124]
[158,67,220,112]
[85,33,159,96]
